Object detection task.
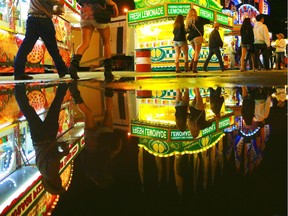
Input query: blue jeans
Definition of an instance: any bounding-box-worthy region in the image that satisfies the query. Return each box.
[14,17,67,76]
[203,47,225,70]
[14,83,68,142]
[276,52,285,69]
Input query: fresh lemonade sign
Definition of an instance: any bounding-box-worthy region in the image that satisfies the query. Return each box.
[167,4,191,15]
[128,5,165,23]
[131,125,168,140]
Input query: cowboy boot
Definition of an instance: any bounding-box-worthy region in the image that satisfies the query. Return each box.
[189,59,194,71]
[185,61,189,72]
[104,58,114,82]
[192,61,198,73]
[68,81,84,104]
[68,54,82,80]
[175,62,180,73]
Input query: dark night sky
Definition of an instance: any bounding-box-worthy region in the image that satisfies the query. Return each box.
[114,0,287,38]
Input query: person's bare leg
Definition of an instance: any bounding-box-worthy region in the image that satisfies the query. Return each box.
[183,88,189,103]
[75,26,95,55]
[77,103,95,129]
[101,96,113,129]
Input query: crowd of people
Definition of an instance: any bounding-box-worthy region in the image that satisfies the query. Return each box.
[173,9,287,73]
[11,2,286,81]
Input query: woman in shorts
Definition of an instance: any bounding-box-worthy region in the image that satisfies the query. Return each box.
[186,8,210,72]
[173,15,189,73]
[240,18,255,72]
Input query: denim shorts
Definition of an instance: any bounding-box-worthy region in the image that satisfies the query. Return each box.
[80,19,109,29]
[174,41,188,47]
[190,36,203,46]
[242,44,251,49]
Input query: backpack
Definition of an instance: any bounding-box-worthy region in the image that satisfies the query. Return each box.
[93,2,114,23]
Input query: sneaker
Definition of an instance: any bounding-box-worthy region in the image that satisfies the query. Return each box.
[14,74,33,80]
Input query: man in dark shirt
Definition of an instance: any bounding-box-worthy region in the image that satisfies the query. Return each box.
[203,22,225,72]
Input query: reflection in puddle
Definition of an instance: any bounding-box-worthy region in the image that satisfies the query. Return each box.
[0,74,287,215]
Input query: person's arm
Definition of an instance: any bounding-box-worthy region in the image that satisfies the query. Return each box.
[217,31,224,48]
[106,0,119,17]
[279,39,286,49]
[263,25,270,47]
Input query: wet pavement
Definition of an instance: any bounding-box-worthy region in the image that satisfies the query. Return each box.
[1,69,287,216]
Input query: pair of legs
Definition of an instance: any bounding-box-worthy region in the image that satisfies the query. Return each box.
[174,42,189,72]
[74,88,113,131]
[176,88,189,103]
[70,23,114,81]
[203,48,225,71]
[76,25,111,58]
[241,46,255,71]
[191,88,204,109]
[230,54,235,69]
[189,36,203,72]
[14,17,68,79]
[275,52,285,70]
[15,83,68,142]
[254,44,269,70]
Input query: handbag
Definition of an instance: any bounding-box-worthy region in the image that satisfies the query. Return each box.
[93,3,114,23]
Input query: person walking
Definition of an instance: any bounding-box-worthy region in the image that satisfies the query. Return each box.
[186,8,210,73]
[173,15,189,73]
[15,83,69,195]
[228,40,237,69]
[240,17,254,72]
[14,0,72,80]
[187,88,212,138]
[69,81,122,189]
[175,88,189,131]
[203,22,225,72]
[69,0,119,81]
[253,14,270,71]
[274,33,286,70]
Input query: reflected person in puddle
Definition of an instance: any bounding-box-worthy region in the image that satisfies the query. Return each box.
[69,81,122,190]
[209,87,225,118]
[175,88,189,132]
[187,88,212,138]
[14,83,69,195]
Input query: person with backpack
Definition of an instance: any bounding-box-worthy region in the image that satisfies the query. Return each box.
[69,0,119,81]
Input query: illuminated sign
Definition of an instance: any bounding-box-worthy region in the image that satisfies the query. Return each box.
[139,132,225,156]
[170,130,192,140]
[6,181,45,216]
[131,125,168,140]
[170,122,216,140]
[216,13,229,25]
[128,6,165,23]
[201,122,217,136]
[218,116,234,129]
[199,7,214,21]
[167,4,191,15]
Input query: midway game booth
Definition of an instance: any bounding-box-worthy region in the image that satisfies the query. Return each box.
[127,0,235,71]
[0,83,85,215]
[0,0,80,75]
[130,88,235,196]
